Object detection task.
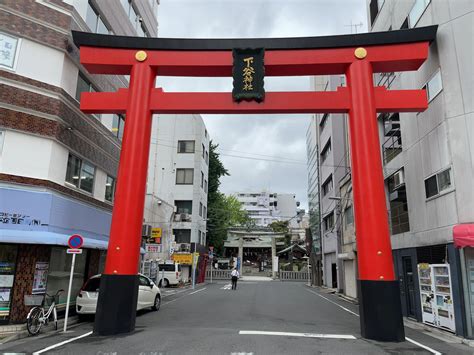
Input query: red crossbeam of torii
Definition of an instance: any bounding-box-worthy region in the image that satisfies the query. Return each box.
[78,43,428,114]
[73,26,437,340]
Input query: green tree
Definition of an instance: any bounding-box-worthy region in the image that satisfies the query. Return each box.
[269,220,291,247]
[207,194,252,255]
[206,142,251,254]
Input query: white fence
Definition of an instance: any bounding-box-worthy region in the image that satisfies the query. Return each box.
[280,271,309,282]
[206,270,232,280]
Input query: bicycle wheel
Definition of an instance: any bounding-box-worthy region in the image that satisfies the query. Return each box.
[27,307,44,335]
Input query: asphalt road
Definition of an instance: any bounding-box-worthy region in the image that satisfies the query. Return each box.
[1,280,473,354]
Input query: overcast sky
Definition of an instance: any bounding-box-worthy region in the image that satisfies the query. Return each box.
[157,0,367,210]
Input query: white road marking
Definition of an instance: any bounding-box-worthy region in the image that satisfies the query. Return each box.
[405,337,442,355]
[305,288,444,355]
[189,287,207,295]
[221,284,232,290]
[33,331,93,354]
[239,330,356,340]
[305,289,360,317]
[231,352,254,355]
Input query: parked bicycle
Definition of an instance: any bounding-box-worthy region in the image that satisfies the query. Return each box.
[26,289,64,335]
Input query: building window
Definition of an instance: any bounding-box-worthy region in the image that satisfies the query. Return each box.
[425,168,452,199]
[320,139,331,163]
[86,1,110,34]
[175,200,192,214]
[120,0,148,37]
[201,171,204,188]
[205,150,209,165]
[344,206,354,227]
[176,168,193,185]
[319,114,329,132]
[322,175,333,196]
[203,206,207,219]
[199,202,203,217]
[46,247,87,307]
[202,144,205,159]
[323,212,334,232]
[409,0,430,28]
[173,229,191,243]
[381,113,402,164]
[0,32,20,70]
[65,153,95,193]
[205,129,208,138]
[105,175,116,202]
[424,70,443,102]
[75,73,95,102]
[387,169,409,234]
[177,140,195,153]
[204,180,208,193]
[112,114,125,141]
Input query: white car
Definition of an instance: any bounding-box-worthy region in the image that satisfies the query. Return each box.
[76,274,161,316]
[158,264,182,287]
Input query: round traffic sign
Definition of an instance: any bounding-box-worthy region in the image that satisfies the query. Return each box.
[68,234,83,249]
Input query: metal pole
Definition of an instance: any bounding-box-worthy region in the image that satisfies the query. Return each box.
[307,258,310,285]
[192,254,196,290]
[210,257,213,284]
[63,253,76,332]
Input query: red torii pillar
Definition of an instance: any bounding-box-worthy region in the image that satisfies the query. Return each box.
[73,26,437,341]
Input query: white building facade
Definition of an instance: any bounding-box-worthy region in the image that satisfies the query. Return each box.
[144,114,209,265]
[365,0,473,337]
[236,191,301,227]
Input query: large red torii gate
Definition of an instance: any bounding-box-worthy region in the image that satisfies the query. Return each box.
[73,25,437,341]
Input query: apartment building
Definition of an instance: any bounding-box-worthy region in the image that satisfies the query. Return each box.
[309,75,351,290]
[0,0,158,324]
[236,191,301,227]
[366,0,473,337]
[144,114,209,279]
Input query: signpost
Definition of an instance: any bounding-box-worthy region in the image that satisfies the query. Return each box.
[64,234,83,332]
[209,247,214,284]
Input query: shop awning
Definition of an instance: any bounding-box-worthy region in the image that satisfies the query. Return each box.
[453,224,474,248]
[0,230,146,253]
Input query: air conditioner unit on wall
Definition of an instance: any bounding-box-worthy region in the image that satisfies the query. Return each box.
[393,170,405,189]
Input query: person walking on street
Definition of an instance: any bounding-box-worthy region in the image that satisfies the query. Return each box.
[231,268,240,290]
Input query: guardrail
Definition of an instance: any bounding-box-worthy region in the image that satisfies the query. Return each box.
[280,271,309,282]
[206,270,231,280]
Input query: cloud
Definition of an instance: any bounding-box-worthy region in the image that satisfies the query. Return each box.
[157,0,367,210]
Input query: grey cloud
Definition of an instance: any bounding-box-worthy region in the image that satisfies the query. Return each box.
[157,0,367,210]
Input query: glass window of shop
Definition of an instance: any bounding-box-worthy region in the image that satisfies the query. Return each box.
[45,247,87,308]
[0,245,18,322]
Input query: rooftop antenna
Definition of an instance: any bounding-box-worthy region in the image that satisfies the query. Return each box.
[345,20,363,34]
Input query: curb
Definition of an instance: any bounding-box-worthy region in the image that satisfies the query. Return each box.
[0,316,80,345]
[403,318,474,348]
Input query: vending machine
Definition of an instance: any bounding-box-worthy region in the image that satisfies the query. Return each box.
[417,263,456,332]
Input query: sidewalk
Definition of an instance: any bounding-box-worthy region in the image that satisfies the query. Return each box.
[0,315,80,344]
[308,284,474,348]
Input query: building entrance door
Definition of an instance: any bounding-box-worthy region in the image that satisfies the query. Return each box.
[331,263,338,289]
[402,256,416,318]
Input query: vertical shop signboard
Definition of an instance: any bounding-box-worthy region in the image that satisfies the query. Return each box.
[32,262,49,294]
